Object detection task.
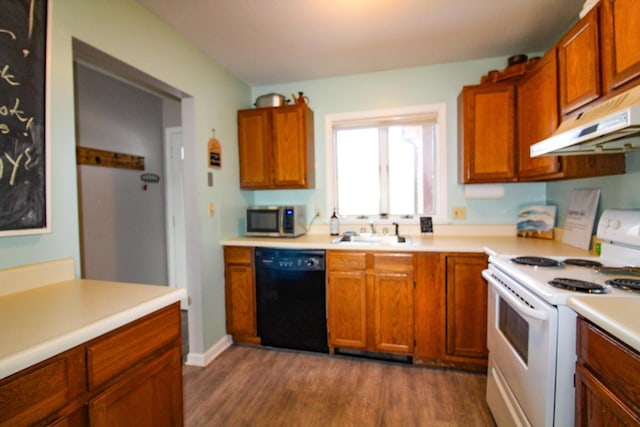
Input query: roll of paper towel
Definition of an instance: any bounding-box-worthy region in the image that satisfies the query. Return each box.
[463,184,505,199]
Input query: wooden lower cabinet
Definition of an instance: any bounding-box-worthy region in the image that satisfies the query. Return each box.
[0,303,184,427]
[445,254,488,361]
[414,253,488,371]
[327,251,414,355]
[224,246,259,344]
[575,317,640,426]
[89,344,183,427]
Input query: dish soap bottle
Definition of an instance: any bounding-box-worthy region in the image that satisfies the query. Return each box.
[330,209,340,236]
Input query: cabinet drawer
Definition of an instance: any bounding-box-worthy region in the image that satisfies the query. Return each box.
[0,346,85,426]
[224,246,253,264]
[577,317,640,413]
[87,304,181,390]
[327,251,367,271]
[372,253,414,274]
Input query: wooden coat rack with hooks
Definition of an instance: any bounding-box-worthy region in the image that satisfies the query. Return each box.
[76,146,145,170]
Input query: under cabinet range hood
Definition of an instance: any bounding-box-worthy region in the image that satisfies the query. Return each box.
[530,84,640,157]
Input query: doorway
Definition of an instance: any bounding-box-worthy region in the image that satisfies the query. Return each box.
[73,39,197,360]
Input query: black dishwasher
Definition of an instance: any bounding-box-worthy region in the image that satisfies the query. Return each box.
[255,248,328,353]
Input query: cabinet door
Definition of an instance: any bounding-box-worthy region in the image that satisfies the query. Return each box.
[89,346,183,427]
[224,247,257,343]
[372,273,414,354]
[458,83,517,183]
[238,109,271,189]
[271,106,312,188]
[445,255,488,359]
[558,7,601,115]
[371,253,414,354]
[601,0,640,91]
[224,263,258,342]
[0,347,85,427]
[327,270,368,350]
[517,50,561,179]
[575,363,640,426]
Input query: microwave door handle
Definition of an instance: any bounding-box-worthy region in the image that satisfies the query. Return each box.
[483,270,549,321]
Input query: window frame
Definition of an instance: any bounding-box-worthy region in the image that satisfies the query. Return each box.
[325,103,448,225]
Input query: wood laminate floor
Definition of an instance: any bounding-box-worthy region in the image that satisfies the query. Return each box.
[183,345,496,427]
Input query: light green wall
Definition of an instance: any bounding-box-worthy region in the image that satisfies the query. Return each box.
[0,0,250,351]
[547,151,640,224]
[250,60,547,224]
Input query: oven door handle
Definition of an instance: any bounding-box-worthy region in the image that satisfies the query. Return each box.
[483,270,549,321]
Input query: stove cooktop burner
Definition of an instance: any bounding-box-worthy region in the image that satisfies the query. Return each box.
[563,258,603,268]
[548,277,609,293]
[511,256,563,267]
[605,278,640,292]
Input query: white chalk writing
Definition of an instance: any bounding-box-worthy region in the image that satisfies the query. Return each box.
[0,64,20,86]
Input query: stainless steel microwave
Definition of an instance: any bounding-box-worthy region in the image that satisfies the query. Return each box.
[245,205,307,237]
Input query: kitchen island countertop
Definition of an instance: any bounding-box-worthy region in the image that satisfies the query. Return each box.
[567,296,640,353]
[0,259,186,380]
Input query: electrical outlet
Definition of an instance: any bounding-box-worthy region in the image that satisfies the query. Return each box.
[315,205,322,219]
[452,206,467,220]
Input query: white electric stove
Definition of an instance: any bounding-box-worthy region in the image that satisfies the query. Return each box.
[483,209,640,427]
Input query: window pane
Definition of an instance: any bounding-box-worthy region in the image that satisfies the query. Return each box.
[336,128,380,215]
[389,126,419,215]
[333,121,438,219]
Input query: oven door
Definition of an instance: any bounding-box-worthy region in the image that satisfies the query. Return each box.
[483,265,558,427]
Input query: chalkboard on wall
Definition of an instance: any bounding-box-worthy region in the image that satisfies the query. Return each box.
[0,0,49,236]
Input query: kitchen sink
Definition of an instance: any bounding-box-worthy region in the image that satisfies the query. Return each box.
[331,234,413,245]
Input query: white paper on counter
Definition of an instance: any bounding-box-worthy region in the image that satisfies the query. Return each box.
[562,189,600,249]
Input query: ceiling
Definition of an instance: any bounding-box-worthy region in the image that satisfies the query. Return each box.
[135,0,585,86]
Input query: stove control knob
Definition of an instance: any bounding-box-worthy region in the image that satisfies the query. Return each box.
[608,219,621,229]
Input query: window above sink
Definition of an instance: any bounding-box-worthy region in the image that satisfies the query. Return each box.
[325,104,448,225]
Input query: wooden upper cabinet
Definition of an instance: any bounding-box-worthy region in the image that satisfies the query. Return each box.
[518,50,625,181]
[517,49,562,180]
[237,108,271,188]
[458,83,517,183]
[601,0,640,92]
[558,6,602,115]
[237,104,315,190]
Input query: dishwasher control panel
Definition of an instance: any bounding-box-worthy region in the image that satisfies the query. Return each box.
[255,249,325,271]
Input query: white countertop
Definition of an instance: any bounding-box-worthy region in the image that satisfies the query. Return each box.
[567,296,640,353]
[0,278,186,380]
[221,234,595,257]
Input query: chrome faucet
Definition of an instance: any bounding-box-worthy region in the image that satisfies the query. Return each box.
[369,221,376,234]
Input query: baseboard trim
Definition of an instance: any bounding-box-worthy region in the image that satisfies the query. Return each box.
[184,334,232,367]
